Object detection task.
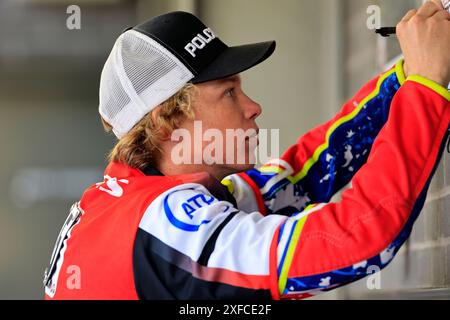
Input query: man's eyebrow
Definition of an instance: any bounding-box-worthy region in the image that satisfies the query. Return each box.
[214,75,241,87]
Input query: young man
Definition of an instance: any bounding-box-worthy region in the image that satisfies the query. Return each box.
[44,3,450,300]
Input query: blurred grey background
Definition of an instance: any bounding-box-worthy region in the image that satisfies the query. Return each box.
[1,0,449,299]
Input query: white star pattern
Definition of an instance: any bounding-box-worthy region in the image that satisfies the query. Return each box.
[319,277,331,287]
[346,130,356,138]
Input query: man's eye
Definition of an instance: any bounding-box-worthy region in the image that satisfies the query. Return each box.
[225,88,235,97]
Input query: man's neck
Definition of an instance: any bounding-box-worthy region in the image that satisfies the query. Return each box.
[156,156,231,181]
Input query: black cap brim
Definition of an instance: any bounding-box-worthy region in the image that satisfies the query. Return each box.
[191,41,276,84]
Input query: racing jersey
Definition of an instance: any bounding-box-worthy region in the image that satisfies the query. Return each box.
[44,60,450,299]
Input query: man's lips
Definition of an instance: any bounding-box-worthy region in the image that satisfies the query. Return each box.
[245,129,259,139]
[245,130,260,146]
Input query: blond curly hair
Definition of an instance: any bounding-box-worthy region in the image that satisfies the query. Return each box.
[102,84,197,170]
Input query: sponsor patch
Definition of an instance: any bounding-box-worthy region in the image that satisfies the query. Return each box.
[163,189,230,232]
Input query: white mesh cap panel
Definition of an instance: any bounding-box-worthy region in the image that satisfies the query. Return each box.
[99,30,194,139]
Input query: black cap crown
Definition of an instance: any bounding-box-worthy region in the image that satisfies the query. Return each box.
[130,11,276,84]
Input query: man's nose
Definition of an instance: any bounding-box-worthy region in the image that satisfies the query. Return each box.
[242,95,262,120]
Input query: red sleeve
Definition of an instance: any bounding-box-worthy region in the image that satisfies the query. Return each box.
[275,76,450,298]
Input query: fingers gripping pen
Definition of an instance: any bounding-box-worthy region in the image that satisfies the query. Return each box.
[375,0,450,37]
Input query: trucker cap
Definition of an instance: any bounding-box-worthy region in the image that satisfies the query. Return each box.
[99,11,276,138]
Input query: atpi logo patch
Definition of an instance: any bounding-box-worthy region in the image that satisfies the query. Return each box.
[164,190,216,232]
[163,187,236,232]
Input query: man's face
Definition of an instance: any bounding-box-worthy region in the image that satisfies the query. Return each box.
[176,74,262,178]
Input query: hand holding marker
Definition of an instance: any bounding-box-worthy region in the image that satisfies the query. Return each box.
[376,0,450,37]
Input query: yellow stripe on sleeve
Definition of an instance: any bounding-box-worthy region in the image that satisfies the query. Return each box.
[278,215,309,294]
[395,59,406,86]
[407,75,450,102]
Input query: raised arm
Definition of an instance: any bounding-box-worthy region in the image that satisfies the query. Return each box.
[277,77,450,298]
